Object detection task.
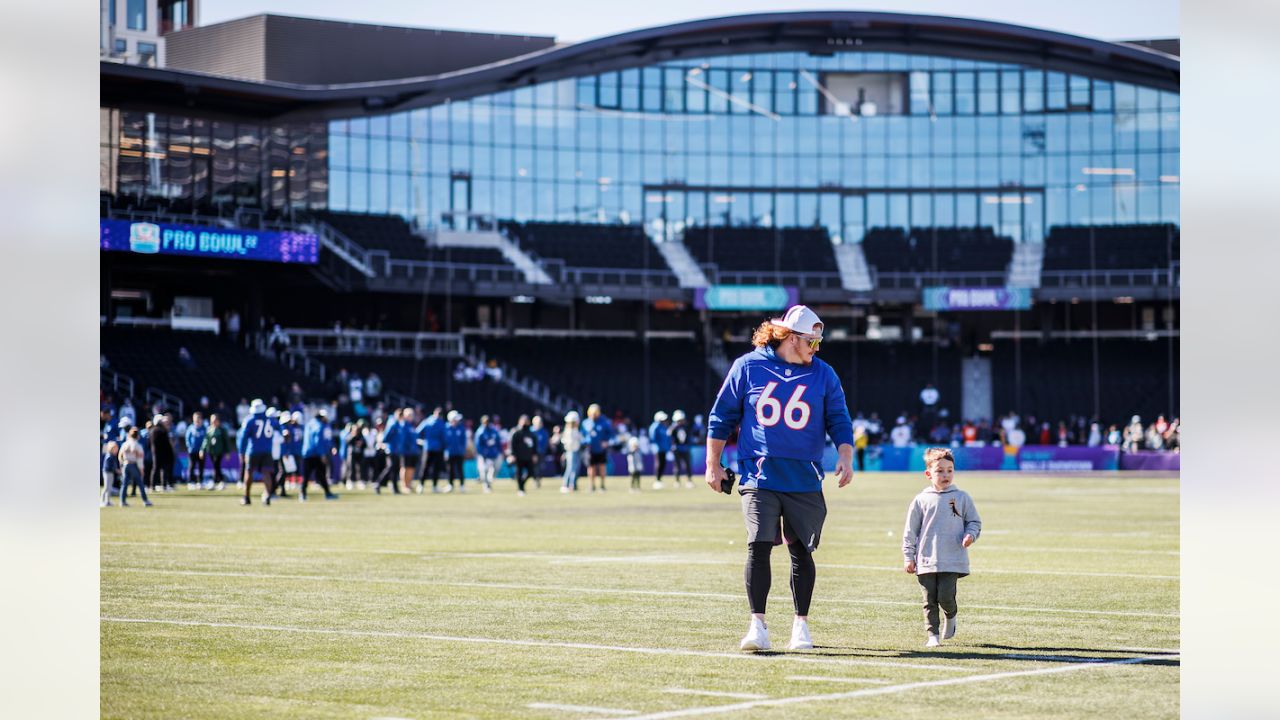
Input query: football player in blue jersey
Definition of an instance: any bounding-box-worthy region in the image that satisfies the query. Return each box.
[706,305,855,652]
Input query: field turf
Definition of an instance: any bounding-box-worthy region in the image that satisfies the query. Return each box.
[101,471,1179,719]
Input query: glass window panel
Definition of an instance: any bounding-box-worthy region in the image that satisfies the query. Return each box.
[797,194,818,227]
[956,193,977,226]
[909,72,931,115]
[329,131,348,168]
[798,84,818,115]
[1001,70,1021,114]
[955,72,975,114]
[866,193,887,228]
[1137,86,1160,110]
[976,117,998,154]
[1091,114,1114,152]
[389,112,409,138]
[1161,183,1179,223]
[369,115,389,138]
[932,71,953,115]
[1069,75,1091,108]
[1093,80,1113,111]
[887,117,908,155]
[775,71,797,115]
[1022,155,1045,185]
[350,136,368,168]
[866,156,886,186]
[577,78,596,108]
[933,156,954,186]
[977,155,998,185]
[708,70,729,113]
[910,156,930,187]
[888,193,909,229]
[329,168,348,210]
[978,71,999,114]
[955,116,976,154]
[887,159,908,186]
[599,73,619,108]
[1046,72,1067,111]
[911,193,931,227]
[934,192,955,226]
[954,155,977,185]
[350,170,368,211]
[1023,70,1044,113]
[126,0,146,30]
[1114,82,1137,112]
[1138,152,1160,182]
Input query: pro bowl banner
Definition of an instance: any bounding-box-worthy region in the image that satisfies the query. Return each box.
[101,219,319,265]
[923,286,1032,312]
[695,285,798,311]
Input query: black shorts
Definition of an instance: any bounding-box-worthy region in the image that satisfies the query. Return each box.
[588,450,608,466]
[402,453,421,467]
[741,488,827,553]
[248,453,274,474]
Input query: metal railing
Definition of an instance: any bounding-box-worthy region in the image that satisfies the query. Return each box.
[283,328,465,359]
[463,341,578,417]
[872,270,1009,289]
[707,269,846,289]
[100,367,135,399]
[255,335,327,383]
[381,258,526,285]
[1038,266,1180,290]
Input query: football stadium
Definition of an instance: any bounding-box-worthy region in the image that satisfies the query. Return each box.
[100,5,1179,718]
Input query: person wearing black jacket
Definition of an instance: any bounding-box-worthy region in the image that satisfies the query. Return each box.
[507,415,538,496]
[149,415,176,492]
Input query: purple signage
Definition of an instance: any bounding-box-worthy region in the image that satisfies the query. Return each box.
[101,219,318,265]
[923,286,1032,312]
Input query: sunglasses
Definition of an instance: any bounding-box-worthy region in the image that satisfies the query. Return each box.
[795,333,822,350]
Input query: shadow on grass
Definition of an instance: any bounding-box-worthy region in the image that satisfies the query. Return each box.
[749,644,1180,668]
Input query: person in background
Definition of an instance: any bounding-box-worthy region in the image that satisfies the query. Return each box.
[418,407,447,493]
[236,398,277,506]
[149,415,175,493]
[397,407,421,493]
[531,415,549,489]
[648,411,671,490]
[626,436,643,493]
[508,415,538,497]
[185,413,208,490]
[854,426,869,472]
[443,410,468,493]
[343,419,368,490]
[1056,421,1071,447]
[374,409,405,495]
[365,372,382,400]
[581,403,614,493]
[891,417,913,449]
[119,427,151,507]
[101,441,122,507]
[559,411,583,493]
[299,410,340,502]
[670,410,694,489]
[1087,421,1103,447]
[473,415,502,494]
[1123,416,1144,452]
[201,414,230,491]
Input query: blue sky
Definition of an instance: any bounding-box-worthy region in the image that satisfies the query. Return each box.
[197,0,1178,43]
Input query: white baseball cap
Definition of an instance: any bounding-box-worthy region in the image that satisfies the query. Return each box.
[654,411,669,422]
[250,399,266,414]
[447,410,462,422]
[292,411,303,422]
[564,411,581,423]
[266,407,279,418]
[770,305,824,337]
[672,410,686,422]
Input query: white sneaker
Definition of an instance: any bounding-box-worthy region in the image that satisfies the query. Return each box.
[346,480,354,490]
[685,481,694,489]
[416,484,424,494]
[740,618,770,651]
[652,481,664,490]
[441,484,453,494]
[925,634,941,648]
[942,616,957,640]
[517,490,526,497]
[214,482,225,491]
[483,485,492,494]
[560,486,570,494]
[789,619,813,650]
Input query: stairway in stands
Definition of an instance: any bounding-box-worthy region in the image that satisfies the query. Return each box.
[833,242,875,291]
[429,229,553,284]
[651,236,709,288]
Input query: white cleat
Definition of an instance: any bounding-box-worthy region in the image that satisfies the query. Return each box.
[942,616,958,640]
[788,619,813,650]
[560,486,570,494]
[740,618,770,652]
[685,481,694,489]
[652,481,664,490]
[925,634,941,648]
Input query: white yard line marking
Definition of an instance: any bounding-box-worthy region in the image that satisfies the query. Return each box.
[785,676,890,685]
[662,688,768,700]
[528,702,638,715]
[104,566,1180,619]
[99,617,965,672]
[614,654,1170,720]
[102,542,1177,581]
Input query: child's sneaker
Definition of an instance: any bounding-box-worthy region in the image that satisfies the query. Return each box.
[942,616,958,640]
[788,618,813,650]
[925,634,941,648]
[740,618,770,651]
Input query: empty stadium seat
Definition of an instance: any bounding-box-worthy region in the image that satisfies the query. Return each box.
[681,227,838,273]
[1043,224,1179,271]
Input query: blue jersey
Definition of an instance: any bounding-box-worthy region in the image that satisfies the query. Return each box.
[473,425,502,459]
[583,417,614,453]
[382,419,405,454]
[280,422,303,455]
[708,346,854,493]
[418,415,446,452]
[185,423,208,454]
[533,427,549,454]
[444,423,469,457]
[302,419,334,457]
[648,421,671,452]
[237,413,278,456]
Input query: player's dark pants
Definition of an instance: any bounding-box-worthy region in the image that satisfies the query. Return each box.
[122,465,148,504]
[208,454,227,485]
[446,455,464,488]
[855,447,866,472]
[654,453,668,483]
[187,451,206,485]
[673,449,692,480]
[741,488,826,616]
[300,456,333,499]
[532,454,544,488]
[151,453,175,490]
[422,450,445,488]
[374,453,403,493]
[514,460,535,492]
[272,458,289,496]
[916,572,960,635]
[244,453,276,502]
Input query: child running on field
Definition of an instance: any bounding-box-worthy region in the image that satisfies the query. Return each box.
[902,447,982,647]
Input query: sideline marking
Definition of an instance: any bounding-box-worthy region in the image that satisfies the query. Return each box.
[103,566,1180,619]
[785,676,890,685]
[100,617,965,672]
[662,688,768,700]
[614,654,1171,719]
[528,702,637,715]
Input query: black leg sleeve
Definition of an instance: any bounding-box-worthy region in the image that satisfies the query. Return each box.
[745,541,774,615]
[787,541,816,617]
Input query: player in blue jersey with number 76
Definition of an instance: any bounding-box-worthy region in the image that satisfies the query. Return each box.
[706,305,855,652]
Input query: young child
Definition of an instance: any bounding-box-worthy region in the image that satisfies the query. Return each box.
[902,447,982,647]
[101,441,121,507]
[626,436,642,492]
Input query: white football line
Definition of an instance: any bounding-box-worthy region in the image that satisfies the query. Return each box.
[528,702,638,715]
[101,541,1177,581]
[662,688,768,700]
[103,566,1180,619]
[99,617,965,672]
[613,654,1171,720]
[785,676,891,685]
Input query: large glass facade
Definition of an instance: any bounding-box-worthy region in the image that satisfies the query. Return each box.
[327,50,1180,244]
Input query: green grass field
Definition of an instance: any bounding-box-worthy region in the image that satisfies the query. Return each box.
[101,472,1179,719]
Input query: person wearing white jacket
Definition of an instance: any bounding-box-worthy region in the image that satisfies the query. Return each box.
[560,411,584,493]
[902,448,982,648]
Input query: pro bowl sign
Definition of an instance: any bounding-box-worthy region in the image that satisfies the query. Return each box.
[695,285,798,311]
[923,286,1032,312]
[101,219,319,265]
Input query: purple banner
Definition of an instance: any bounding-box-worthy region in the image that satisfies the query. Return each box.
[1119,451,1181,471]
[694,285,798,311]
[101,219,318,265]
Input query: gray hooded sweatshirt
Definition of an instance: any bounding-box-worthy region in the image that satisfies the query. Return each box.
[902,484,982,576]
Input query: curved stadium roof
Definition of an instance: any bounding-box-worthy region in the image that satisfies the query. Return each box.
[101,10,1180,122]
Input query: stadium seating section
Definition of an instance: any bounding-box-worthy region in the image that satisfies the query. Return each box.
[815,342,964,421]
[860,227,1014,274]
[991,338,1180,425]
[315,212,510,265]
[681,227,838,273]
[1042,224,1180,271]
[474,337,719,424]
[502,222,666,272]
[101,326,323,412]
